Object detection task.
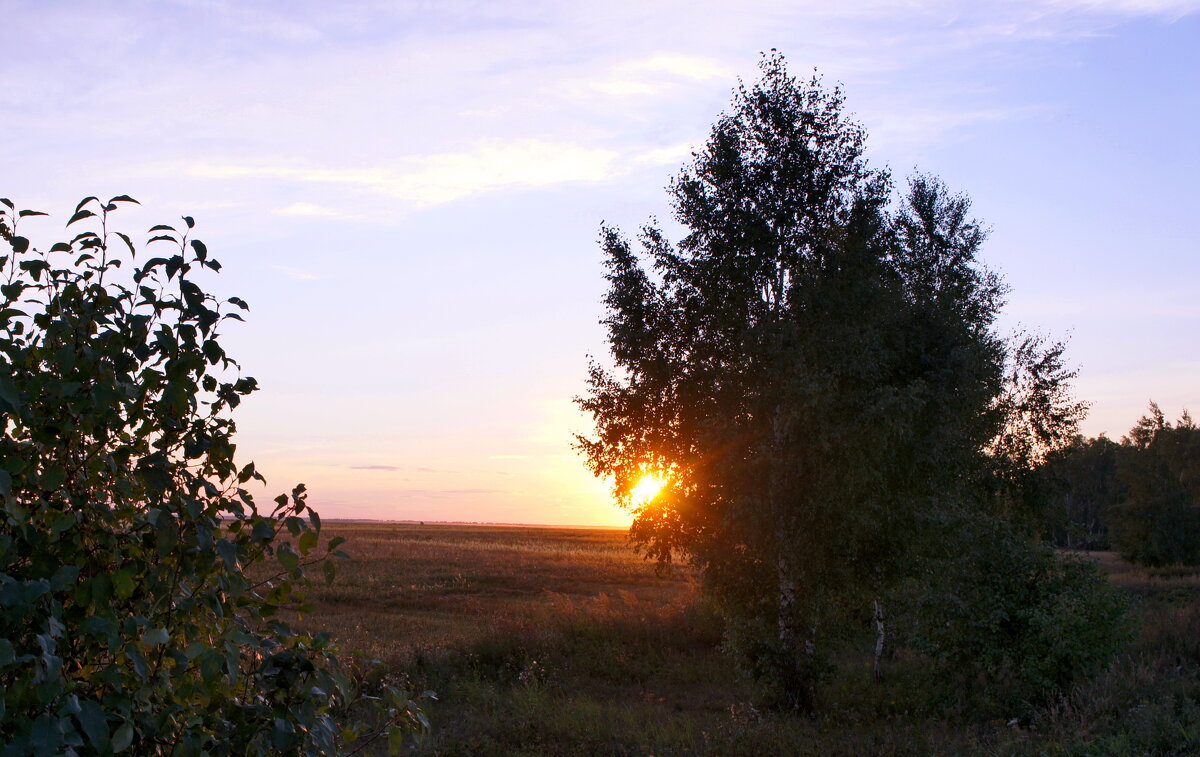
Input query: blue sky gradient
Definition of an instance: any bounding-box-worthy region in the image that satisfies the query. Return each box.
[5,0,1197,524]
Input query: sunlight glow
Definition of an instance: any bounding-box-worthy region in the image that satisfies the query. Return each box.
[630,474,668,506]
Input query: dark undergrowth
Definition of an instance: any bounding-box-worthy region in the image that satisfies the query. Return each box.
[301,527,1200,756]
[396,587,1200,756]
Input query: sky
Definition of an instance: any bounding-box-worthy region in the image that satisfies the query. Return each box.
[4,0,1198,526]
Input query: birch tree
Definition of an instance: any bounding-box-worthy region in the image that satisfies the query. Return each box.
[577,53,1089,709]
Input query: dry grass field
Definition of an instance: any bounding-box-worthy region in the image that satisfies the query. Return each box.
[291,524,1200,756]
[296,523,699,667]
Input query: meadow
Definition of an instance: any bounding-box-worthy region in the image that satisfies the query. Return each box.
[296,523,1200,756]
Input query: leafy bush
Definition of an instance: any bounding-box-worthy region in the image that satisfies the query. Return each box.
[0,198,425,755]
[915,519,1131,711]
[718,612,834,712]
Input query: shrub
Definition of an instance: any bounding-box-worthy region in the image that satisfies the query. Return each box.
[0,198,424,755]
[915,519,1131,711]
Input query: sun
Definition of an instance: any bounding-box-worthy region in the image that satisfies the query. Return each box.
[629,474,668,506]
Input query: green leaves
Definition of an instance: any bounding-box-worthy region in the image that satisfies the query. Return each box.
[112,569,136,599]
[154,510,178,557]
[0,366,20,413]
[40,466,67,491]
[0,196,422,754]
[238,461,259,483]
[299,529,319,555]
[278,542,300,573]
[113,231,136,255]
[139,627,169,646]
[74,700,109,751]
[111,722,134,753]
[67,208,97,227]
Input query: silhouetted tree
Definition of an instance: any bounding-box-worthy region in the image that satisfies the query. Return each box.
[577,52,1104,709]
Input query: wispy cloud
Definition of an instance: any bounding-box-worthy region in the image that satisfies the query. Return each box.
[1041,0,1200,17]
[633,142,696,166]
[274,201,357,219]
[349,464,400,471]
[394,488,500,497]
[269,264,318,280]
[865,104,1033,154]
[593,53,734,96]
[189,139,621,208]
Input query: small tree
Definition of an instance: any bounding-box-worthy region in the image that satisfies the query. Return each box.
[577,53,1106,709]
[0,198,425,754]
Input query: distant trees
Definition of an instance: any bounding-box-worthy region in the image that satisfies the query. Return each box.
[1037,404,1199,566]
[577,52,1124,709]
[1112,405,1200,565]
[1040,435,1121,550]
[0,199,424,754]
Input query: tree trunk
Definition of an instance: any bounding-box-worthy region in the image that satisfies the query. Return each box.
[872,596,887,682]
[778,555,817,711]
[778,555,798,650]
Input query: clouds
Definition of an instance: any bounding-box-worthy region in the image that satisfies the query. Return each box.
[9,0,1195,220]
[3,1,1196,525]
[588,54,735,97]
[188,136,700,212]
[1043,0,1200,16]
[268,264,319,280]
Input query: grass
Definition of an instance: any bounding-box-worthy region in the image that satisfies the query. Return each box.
[291,524,1200,755]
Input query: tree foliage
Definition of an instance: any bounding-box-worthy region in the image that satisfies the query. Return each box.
[1036,404,1199,564]
[0,198,425,755]
[577,52,1113,709]
[909,514,1129,710]
[1039,435,1121,550]
[1109,404,1200,566]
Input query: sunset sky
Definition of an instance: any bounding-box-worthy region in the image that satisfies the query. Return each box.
[4,1,1197,526]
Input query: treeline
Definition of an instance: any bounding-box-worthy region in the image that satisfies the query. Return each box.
[1041,403,1200,565]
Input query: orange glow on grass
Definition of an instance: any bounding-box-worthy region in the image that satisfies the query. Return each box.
[630,473,668,506]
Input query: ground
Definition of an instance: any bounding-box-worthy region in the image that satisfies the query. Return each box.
[292,523,1200,756]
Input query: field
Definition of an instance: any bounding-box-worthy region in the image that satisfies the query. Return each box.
[294,523,1200,756]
